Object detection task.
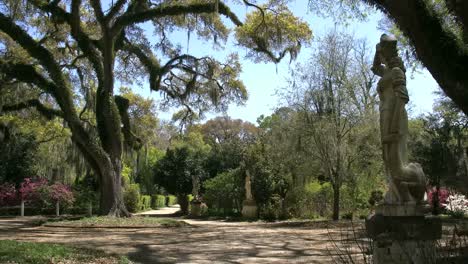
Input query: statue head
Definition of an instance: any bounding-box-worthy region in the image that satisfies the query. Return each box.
[378,34,398,63]
[376,34,405,72]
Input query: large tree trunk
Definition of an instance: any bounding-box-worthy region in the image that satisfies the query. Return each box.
[332,184,340,221]
[92,26,130,217]
[99,163,129,216]
[177,194,189,215]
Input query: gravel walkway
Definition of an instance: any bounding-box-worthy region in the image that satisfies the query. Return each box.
[0,210,341,263]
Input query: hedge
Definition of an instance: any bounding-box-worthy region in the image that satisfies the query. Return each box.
[167,195,177,206]
[151,195,166,209]
[140,195,151,211]
[124,184,141,213]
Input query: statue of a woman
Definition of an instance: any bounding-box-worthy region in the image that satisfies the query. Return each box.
[372,34,426,205]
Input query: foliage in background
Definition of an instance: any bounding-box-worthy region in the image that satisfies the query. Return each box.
[204,169,243,215]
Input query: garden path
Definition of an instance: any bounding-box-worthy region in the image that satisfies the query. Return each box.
[0,211,352,263]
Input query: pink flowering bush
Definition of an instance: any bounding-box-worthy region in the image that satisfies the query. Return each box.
[0,183,18,206]
[427,187,450,209]
[18,177,48,204]
[48,183,75,206]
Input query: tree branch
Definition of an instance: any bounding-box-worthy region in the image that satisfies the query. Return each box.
[106,0,128,22]
[2,99,63,119]
[112,2,242,36]
[0,60,58,95]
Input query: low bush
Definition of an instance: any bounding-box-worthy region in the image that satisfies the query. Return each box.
[124,184,141,213]
[151,195,166,209]
[140,195,151,211]
[167,195,177,206]
[260,195,283,221]
[204,170,243,215]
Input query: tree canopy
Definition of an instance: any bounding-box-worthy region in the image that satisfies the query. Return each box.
[0,0,311,216]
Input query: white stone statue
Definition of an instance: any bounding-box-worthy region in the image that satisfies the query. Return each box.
[371,34,426,205]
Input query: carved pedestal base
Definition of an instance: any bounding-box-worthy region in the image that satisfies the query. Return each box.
[366,205,441,264]
[242,199,257,219]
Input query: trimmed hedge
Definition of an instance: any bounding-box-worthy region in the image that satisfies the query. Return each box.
[124,184,141,213]
[140,195,151,211]
[151,195,166,209]
[167,195,177,206]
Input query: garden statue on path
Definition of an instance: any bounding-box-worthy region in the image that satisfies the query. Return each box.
[371,34,426,205]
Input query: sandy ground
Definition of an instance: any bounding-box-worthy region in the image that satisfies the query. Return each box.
[0,207,347,264]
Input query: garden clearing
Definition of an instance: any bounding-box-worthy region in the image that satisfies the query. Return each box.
[0,214,349,263]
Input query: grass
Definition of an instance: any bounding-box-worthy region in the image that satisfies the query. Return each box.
[46,216,190,228]
[0,240,131,264]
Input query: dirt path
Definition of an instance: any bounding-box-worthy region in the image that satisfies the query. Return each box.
[0,216,339,264]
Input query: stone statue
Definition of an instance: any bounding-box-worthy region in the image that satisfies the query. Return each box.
[371,34,426,205]
[245,169,253,201]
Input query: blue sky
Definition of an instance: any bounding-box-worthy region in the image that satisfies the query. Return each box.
[133,1,439,124]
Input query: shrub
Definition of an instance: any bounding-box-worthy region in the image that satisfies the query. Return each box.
[167,195,177,206]
[427,187,449,210]
[443,193,468,217]
[203,170,243,215]
[124,184,141,213]
[368,190,384,206]
[73,186,98,214]
[49,183,75,207]
[139,195,151,211]
[260,194,283,221]
[151,195,166,209]
[18,177,48,205]
[0,183,17,206]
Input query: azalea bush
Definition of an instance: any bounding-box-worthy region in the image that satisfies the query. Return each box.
[442,193,468,218]
[18,177,48,205]
[0,183,17,206]
[48,183,75,207]
[427,187,450,213]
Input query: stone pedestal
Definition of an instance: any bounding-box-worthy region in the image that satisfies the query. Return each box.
[190,200,202,217]
[242,199,257,218]
[366,204,442,264]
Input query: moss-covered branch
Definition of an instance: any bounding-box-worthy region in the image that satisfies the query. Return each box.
[112,2,242,36]
[114,95,142,150]
[2,99,63,119]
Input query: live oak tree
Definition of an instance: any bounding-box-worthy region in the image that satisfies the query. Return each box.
[0,0,311,216]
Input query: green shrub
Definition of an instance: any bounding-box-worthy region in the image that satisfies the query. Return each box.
[140,195,151,211]
[167,195,177,206]
[124,184,141,213]
[260,195,283,221]
[341,212,353,220]
[203,170,243,215]
[151,195,166,209]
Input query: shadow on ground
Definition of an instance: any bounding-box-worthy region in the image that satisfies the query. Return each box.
[0,217,337,264]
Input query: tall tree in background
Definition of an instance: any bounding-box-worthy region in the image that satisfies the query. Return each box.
[0,0,311,216]
[285,31,378,220]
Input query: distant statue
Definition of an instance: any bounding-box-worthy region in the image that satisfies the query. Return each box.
[245,169,253,201]
[372,34,426,204]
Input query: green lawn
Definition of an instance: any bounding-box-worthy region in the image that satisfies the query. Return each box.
[46,216,189,228]
[0,240,130,264]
